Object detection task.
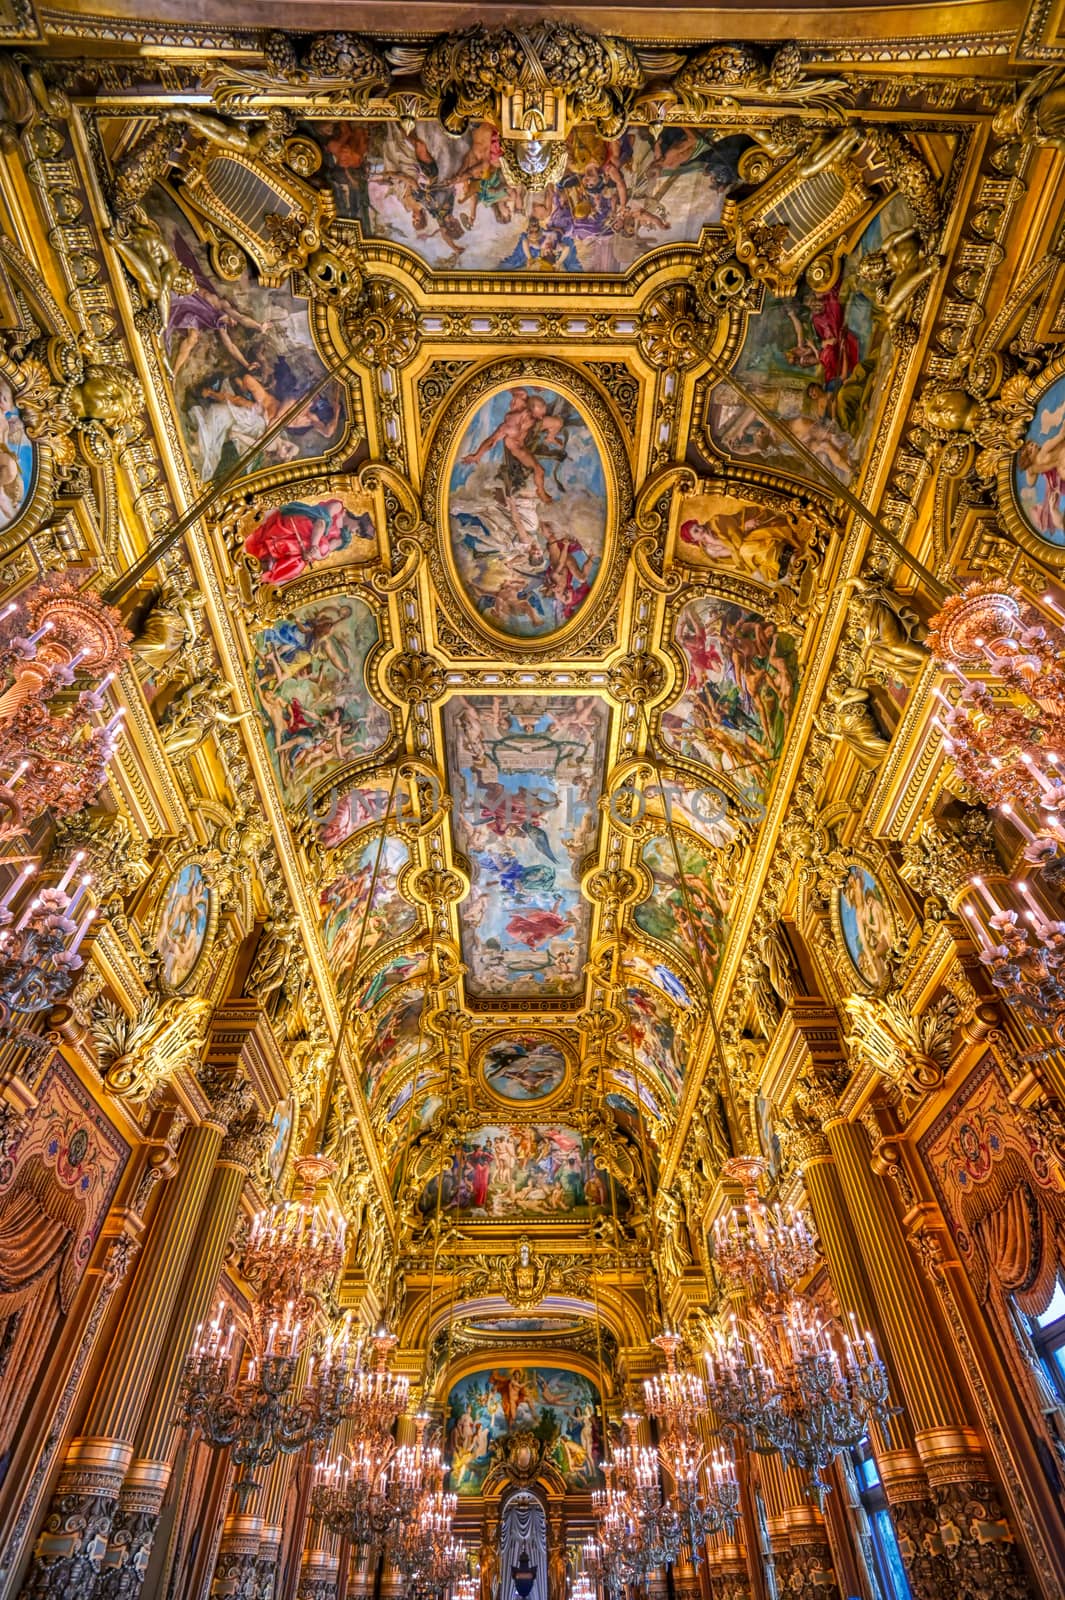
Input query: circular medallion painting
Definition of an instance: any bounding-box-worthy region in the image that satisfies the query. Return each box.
[481,1034,567,1102]
[156,861,212,990]
[1014,373,1065,548]
[837,864,893,989]
[447,383,608,639]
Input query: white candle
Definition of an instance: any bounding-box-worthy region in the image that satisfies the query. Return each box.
[960,904,993,951]
[24,620,53,647]
[56,851,86,895]
[970,876,1002,915]
[67,908,96,955]
[15,895,40,932]
[0,861,35,912]
[64,877,91,919]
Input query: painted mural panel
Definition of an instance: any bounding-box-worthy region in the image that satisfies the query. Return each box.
[446,1366,602,1493]
[419,1125,617,1218]
[358,949,428,1011]
[319,781,400,850]
[364,988,432,1106]
[146,196,345,482]
[634,833,730,974]
[155,861,212,991]
[1014,373,1065,548]
[251,597,389,798]
[620,985,689,1106]
[319,835,415,977]
[448,384,607,638]
[314,120,746,273]
[482,1035,567,1102]
[444,695,608,997]
[708,196,915,485]
[675,490,802,585]
[0,378,34,531]
[662,597,798,807]
[468,1317,582,1335]
[243,493,378,586]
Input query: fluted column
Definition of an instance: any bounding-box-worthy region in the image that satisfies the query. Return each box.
[797,1119,949,1600]
[99,1114,261,1599]
[760,1455,841,1600]
[20,1115,225,1599]
[824,1113,1036,1598]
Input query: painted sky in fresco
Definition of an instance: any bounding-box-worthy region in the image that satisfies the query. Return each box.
[482,1034,567,1102]
[313,120,747,273]
[444,695,608,998]
[448,384,607,639]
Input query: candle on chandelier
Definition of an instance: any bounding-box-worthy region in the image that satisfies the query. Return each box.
[998,803,1036,841]
[970,876,1003,916]
[0,860,36,913]
[23,620,53,648]
[1017,881,1049,932]
[64,875,92,919]
[960,902,994,951]
[15,895,41,932]
[56,851,86,895]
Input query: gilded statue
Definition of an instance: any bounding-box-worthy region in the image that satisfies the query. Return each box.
[755,922,797,1007]
[131,584,206,683]
[817,683,891,768]
[654,1187,692,1279]
[68,362,143,441]
[107,213,195,344]
[856,226,941,330]
[157,676,250,760]
[844,570,927,678]
[247,915,300,1011]
[993,66,1065,151]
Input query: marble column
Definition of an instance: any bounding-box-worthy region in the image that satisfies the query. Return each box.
[20,1117,225,1599]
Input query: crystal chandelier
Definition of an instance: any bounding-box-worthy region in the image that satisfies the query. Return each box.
[0,575,128,841]
[590,1411,682,1590]
[928,580,1065,822]
[312,1409,430,1562]
[643,1331,740,1557]
[180,1185,349,1507]
[710,1156,818,1305]
[0,850,98,1035]
[961,875,1065,1043]
[704,1302,891,1498]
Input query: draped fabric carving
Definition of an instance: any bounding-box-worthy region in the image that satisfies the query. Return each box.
[499,1490,548,1600]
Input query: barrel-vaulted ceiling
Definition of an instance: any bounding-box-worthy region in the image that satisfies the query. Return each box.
[66,8,1007,1238]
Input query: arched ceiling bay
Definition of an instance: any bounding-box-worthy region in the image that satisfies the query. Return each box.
[84,21,966,1219]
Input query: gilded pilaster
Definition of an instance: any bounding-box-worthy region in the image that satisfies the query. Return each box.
[798,1119,950,1599]
[20,1116,224,1599]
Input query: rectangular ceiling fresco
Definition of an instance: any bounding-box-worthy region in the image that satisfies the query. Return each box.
[144,193,346,484]
[443,694,608,999]
[312,121,748,273]
[419,1125,621,1219]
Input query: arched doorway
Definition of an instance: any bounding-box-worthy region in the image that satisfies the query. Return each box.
[497,1487,548,1600]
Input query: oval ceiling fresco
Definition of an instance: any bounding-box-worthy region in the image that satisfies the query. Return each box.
[480,1034,568,1103]
[446,382,608,640]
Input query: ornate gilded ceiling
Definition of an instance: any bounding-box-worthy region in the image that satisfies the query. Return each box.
[2,0,1060,1300]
